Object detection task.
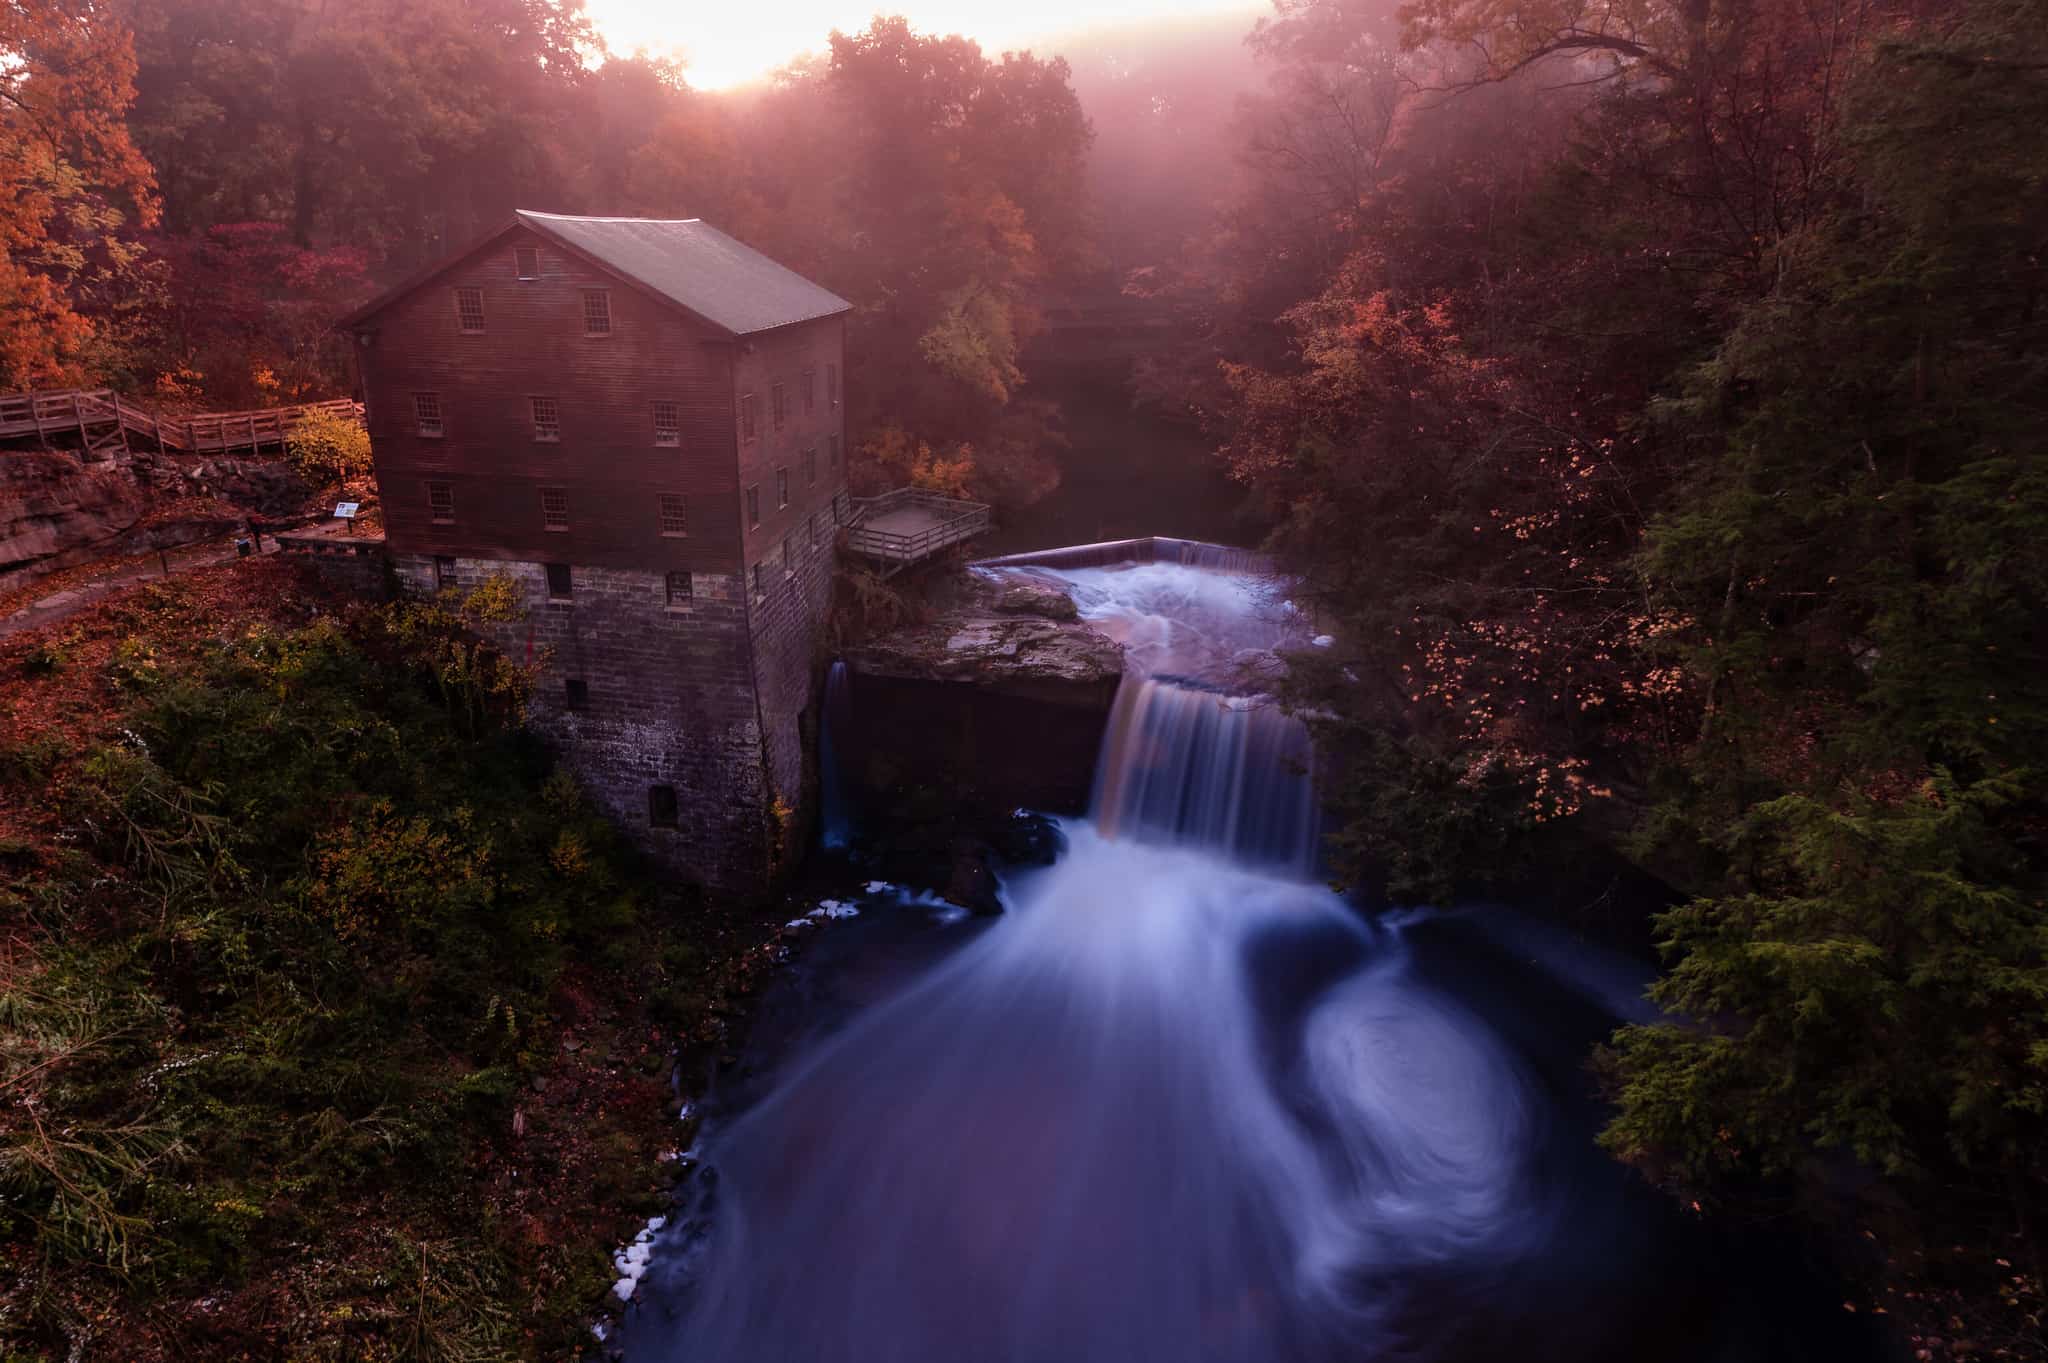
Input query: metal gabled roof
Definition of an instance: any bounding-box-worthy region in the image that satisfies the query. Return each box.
[338,212,852,338]
[514,211,851,337]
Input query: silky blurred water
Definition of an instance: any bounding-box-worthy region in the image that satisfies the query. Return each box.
[616,558,1868,1363]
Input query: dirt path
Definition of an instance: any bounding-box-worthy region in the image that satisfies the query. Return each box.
[0,535,269,640]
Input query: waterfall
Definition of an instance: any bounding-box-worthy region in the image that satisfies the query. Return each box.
[1091,678,1317,875]
[819,659,854,849]
[615,547,1846,1363]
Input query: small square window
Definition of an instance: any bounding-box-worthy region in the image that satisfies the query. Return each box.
[660,493,688,537]
[414,391,443,438]
[427,481,453,524]
[455,287,485,333]
[803,447,817,487]
[803,369,816,414]
[515,245,540,279]
[565,679,589,711]
[665,570,693,607]
[782,536,794,578]
[746,485,760,529]
[776,467,789,509]
[740,393,758,443]
[531,396,560,442]
[541,487,568,532]
[545,562,573,600]
[827,363,839,408]
[653,400,680,446]
[771,382,786,431]
[582,289,612,335]
[828,433,841,468]
[648,784,678,826]
[434,554,457,588]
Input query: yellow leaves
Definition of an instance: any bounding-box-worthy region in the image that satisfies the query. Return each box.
[858,424,977,499]
[548,828,591,879]
[284,407,371,486]
[916,282,1024,404]
[303,799,494,941]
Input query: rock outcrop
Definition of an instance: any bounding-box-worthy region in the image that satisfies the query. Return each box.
[832,570,1123,829]
[843,570,1120,707]
[0,446,313,588]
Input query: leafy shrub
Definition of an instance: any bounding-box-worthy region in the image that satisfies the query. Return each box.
[284,405,371,484]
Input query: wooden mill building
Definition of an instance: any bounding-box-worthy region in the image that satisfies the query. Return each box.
[340,211,853,890]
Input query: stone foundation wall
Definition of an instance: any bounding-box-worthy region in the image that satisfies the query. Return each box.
[743,518,837,866]
[392,552,778,893]
[275,533,391,598]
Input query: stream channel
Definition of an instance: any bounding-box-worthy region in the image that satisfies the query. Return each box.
[612,547,1879,1363]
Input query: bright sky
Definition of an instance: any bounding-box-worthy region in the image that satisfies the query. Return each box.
[583,1,1263,89]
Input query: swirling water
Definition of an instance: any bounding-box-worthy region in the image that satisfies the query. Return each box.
[616,557,1865,1363]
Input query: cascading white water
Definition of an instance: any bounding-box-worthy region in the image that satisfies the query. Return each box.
[617,552,1853,1363]
[1091,679,1319,874]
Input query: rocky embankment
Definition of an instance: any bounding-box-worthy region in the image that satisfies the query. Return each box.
[0,446,312,585]
[842,570,1122,706]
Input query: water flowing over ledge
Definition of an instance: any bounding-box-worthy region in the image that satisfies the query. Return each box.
[615,542,1861,1363]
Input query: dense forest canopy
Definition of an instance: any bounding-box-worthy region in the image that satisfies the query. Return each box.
[1,0,2043,1355]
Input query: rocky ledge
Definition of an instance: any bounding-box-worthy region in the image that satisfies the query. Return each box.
[843,569,1121,706]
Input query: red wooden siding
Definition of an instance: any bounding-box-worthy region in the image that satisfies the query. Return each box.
[733,313,849,582]
[355,225,749,574]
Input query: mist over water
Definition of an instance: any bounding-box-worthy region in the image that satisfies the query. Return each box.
[618,556,1856,1363]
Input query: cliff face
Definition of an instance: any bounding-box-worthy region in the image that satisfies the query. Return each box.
[0,447,310,585]
[0,450,149,578]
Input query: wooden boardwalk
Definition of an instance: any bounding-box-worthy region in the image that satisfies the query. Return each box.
[0,388,362,461]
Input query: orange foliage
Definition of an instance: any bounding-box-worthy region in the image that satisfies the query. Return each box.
[0,0,158,387]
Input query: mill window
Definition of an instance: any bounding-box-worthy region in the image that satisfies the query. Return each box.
[746,485,760,529]
[808,511,820,547]
[751,562,767,600]
[582,289,612,335]
[803,369,816,414]
[434,555,457,589]
[740,393,758,443]
[648,784,678,827]
[427,481,453,524]
[660,493,688,537]
[530,395,560,442]
[826,363,839,408]
[803,447,817,487]
[541,486,568,532]
[414,391,443,438]
[665,570,694,607]
[455,287,485,333]
[782,536,794,578]
[771,382,786,431]
[828,433,841,468]
[565,679,589,711]
[545,562,573,601]
[653,400,680,446]
[776,467,789,509]
[515,245,540,279]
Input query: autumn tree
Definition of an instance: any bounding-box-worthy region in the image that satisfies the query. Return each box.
[0,0,159,387]
[1599,0,2048,1277]
[809,18,1092,511]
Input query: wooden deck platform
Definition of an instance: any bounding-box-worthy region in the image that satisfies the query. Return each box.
[844,488,993,577]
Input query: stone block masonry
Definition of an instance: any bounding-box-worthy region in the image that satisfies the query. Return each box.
[392,538,835,894]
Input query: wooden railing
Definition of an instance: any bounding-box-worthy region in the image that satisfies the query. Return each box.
[844,488,993,576]
[0,387,362,460]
